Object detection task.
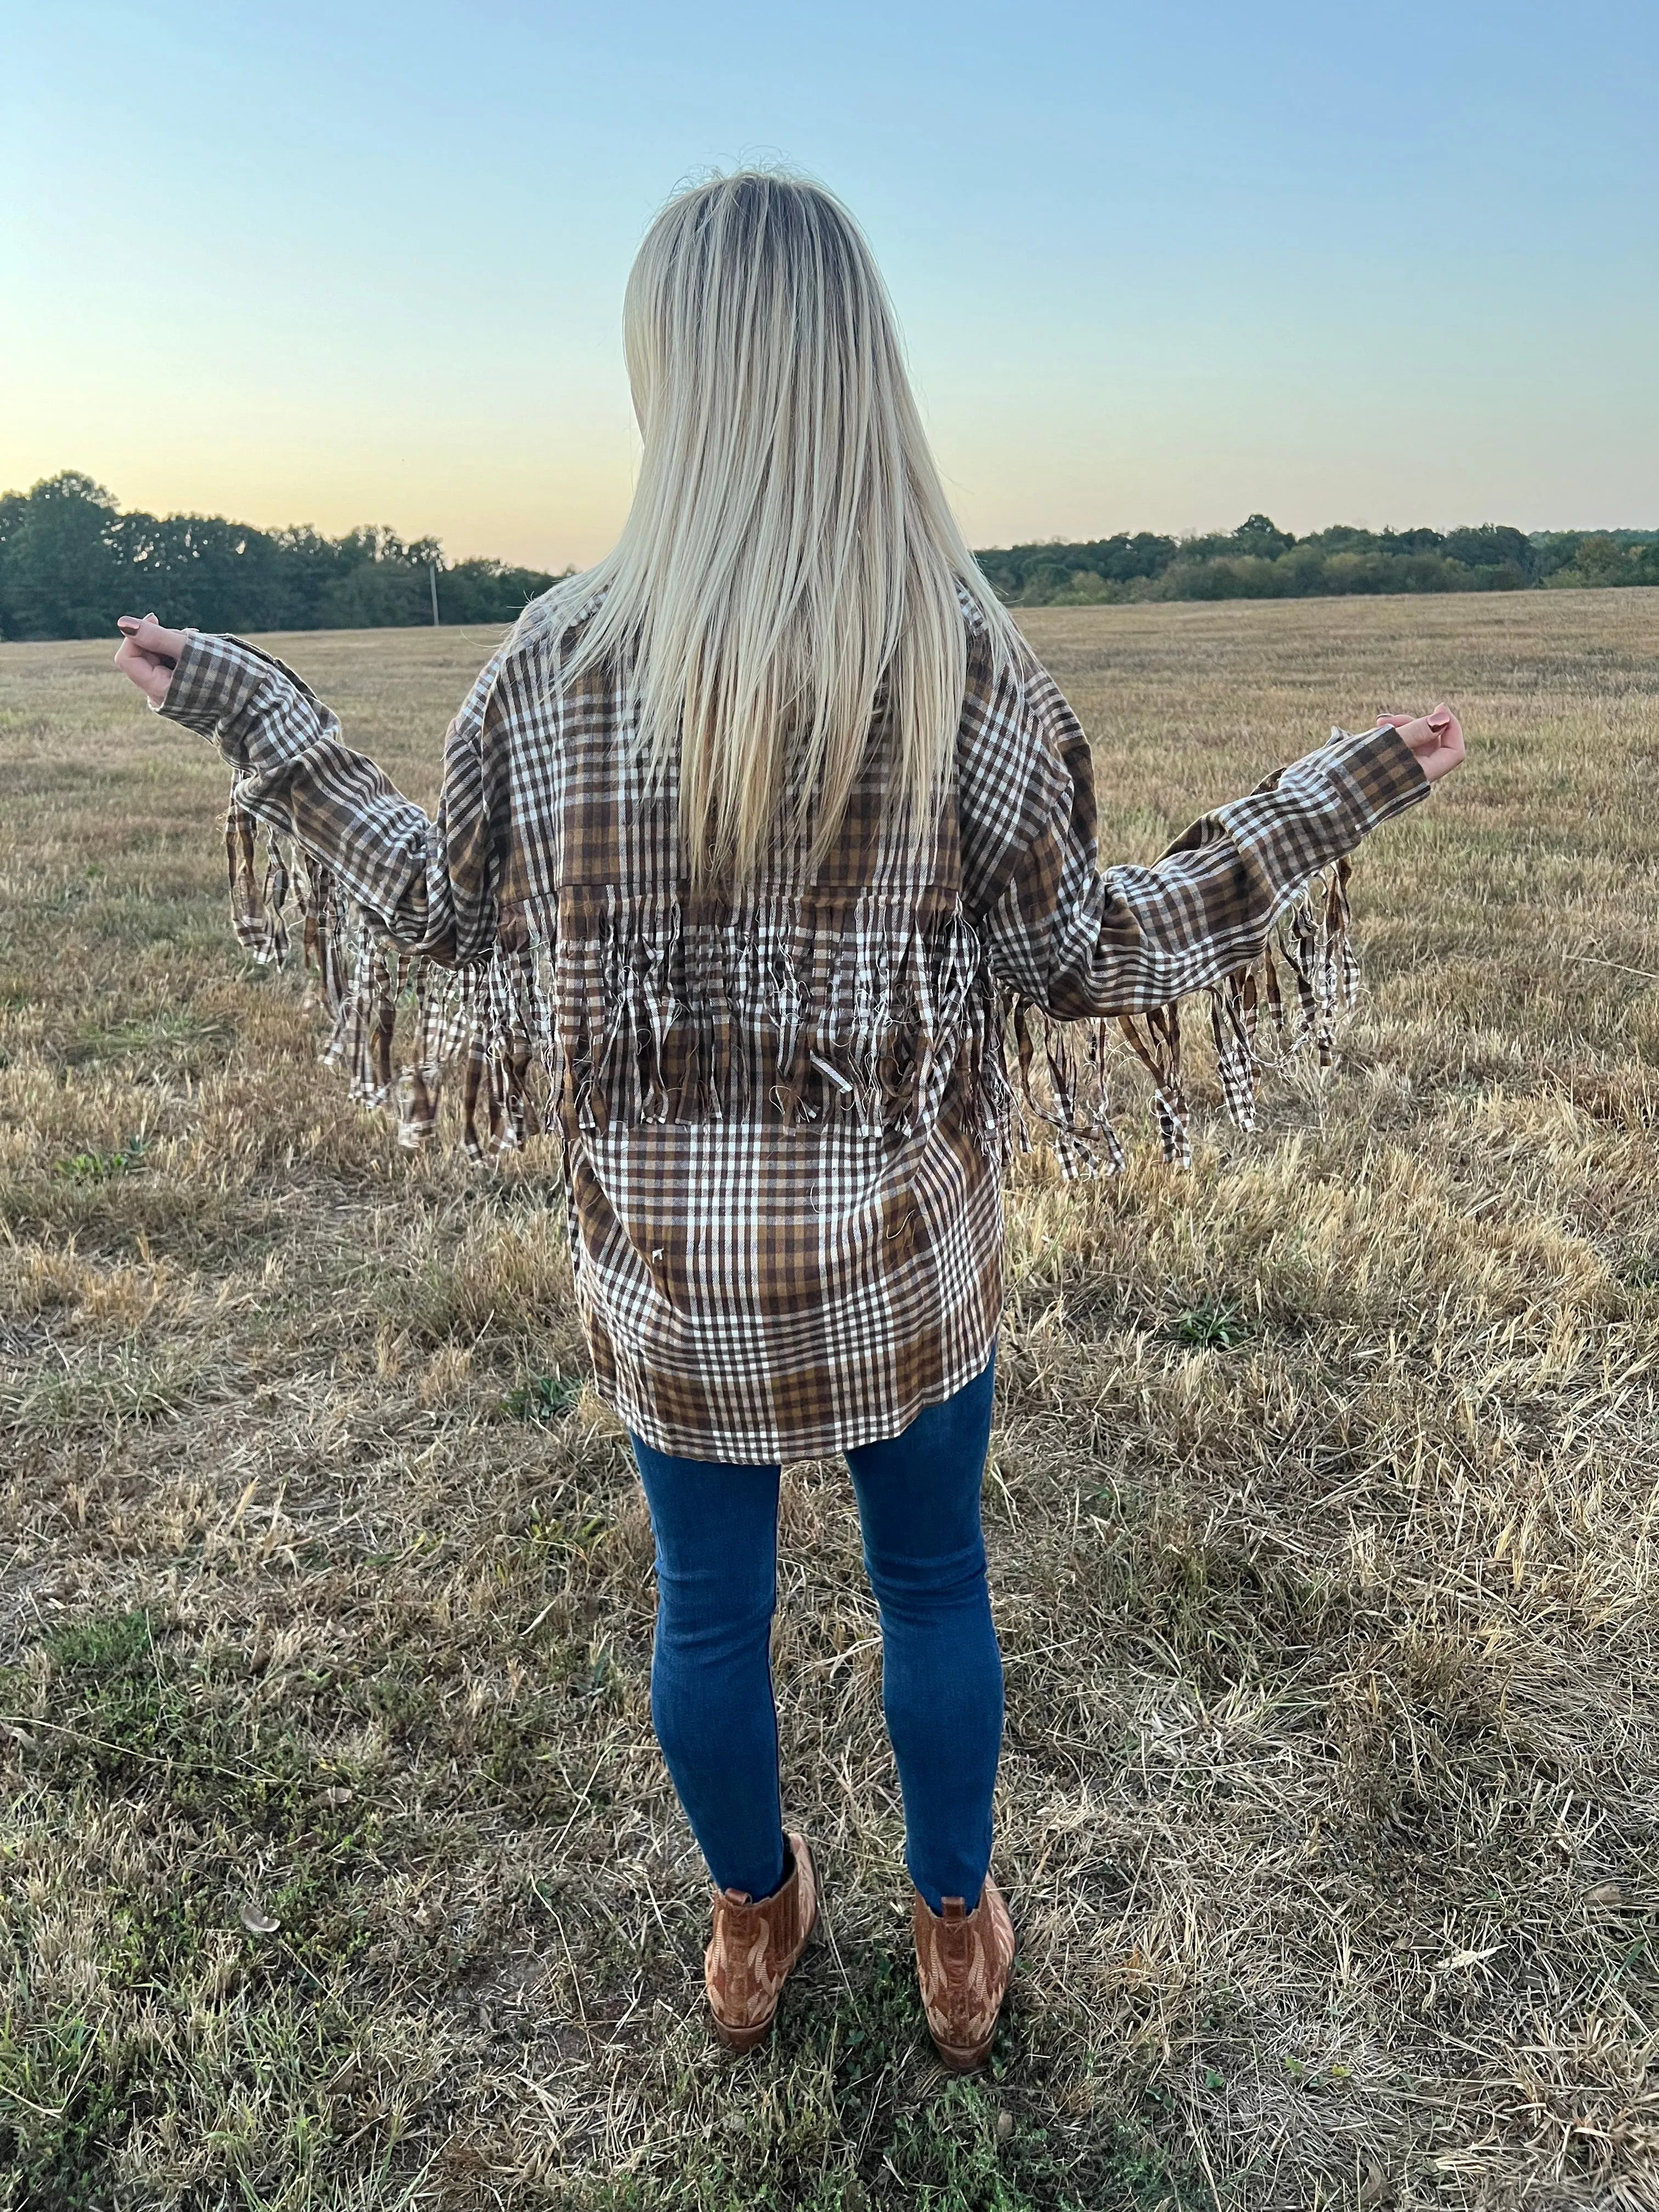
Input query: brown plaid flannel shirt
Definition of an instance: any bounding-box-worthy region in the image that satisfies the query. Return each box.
[159,582,1427,1460]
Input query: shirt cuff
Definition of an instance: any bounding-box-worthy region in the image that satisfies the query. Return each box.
[156,631,324,777]
[1321,721,1433,842]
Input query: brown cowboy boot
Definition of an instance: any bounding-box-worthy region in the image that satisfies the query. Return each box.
[704,1832,819,2052]
[911,1875,1015,2070]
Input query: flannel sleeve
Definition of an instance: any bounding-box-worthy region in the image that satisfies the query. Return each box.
[978,669,1430,1019]
[157,631,507,965]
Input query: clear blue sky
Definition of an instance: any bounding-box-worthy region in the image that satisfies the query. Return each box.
[3,0,1654,568]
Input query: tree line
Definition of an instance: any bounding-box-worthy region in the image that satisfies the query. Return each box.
[0,473,565,641]
[977,512,1659,605]
[2,472,1656,642]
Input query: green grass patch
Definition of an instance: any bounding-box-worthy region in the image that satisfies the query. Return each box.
[503,1369,583,1421]
[1169,1295,1248,1350]
[53,1135,154,1183]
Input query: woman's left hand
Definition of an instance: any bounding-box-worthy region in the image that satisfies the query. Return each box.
[1376,702,1465,785]
[115,613,193,706]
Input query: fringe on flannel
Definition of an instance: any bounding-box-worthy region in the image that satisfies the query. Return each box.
[223,797,1360,1175]
[1003,854,1358,1173]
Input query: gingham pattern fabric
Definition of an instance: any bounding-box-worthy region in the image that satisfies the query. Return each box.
[159,583,1427,1459]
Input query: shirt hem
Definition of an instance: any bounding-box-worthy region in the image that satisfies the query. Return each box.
[597,1320,1003,1466]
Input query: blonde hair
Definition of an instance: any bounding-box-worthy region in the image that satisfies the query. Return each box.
[562,170,1026,887]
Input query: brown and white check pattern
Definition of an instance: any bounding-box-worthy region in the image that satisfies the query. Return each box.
[159,582,1427,1460]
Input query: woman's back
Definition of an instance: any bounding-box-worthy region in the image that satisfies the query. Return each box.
[487,578,1032,1458]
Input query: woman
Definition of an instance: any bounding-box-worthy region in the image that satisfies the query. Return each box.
[115,171,1463,2071]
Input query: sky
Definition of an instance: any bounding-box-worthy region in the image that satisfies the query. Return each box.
[2,0,1655,570]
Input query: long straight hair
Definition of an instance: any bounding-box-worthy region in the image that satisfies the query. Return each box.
[561,171,1028,888]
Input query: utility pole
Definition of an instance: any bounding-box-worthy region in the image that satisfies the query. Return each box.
[428,562,441,627]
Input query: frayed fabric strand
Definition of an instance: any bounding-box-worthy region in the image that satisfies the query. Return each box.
[1009,855,1357,1173]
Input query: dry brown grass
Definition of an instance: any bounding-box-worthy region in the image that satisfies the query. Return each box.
[3,593,1658,2211]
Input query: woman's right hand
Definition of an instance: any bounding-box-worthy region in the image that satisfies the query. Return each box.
[1378,703,1464,785]
[115,613,193,707]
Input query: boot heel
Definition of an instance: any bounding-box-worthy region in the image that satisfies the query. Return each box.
[704,1832,819,2050]
[912,1876,1014,2071]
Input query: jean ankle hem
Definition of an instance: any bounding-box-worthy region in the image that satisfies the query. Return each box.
[714,1830,789,1904]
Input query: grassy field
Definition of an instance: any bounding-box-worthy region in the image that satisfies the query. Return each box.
[3,591,1658,2212]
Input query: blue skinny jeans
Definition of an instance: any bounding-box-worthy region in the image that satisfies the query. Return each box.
[630,1351,1003,1914]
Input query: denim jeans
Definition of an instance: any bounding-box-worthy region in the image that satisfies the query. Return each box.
[629,1350,1003,1913]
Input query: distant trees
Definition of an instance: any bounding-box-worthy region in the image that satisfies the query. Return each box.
[0,473,126,638]
[972,516,1659,607]
[1537,532,1659,590]
[4,473,1658,640]
[0,473,566,641]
